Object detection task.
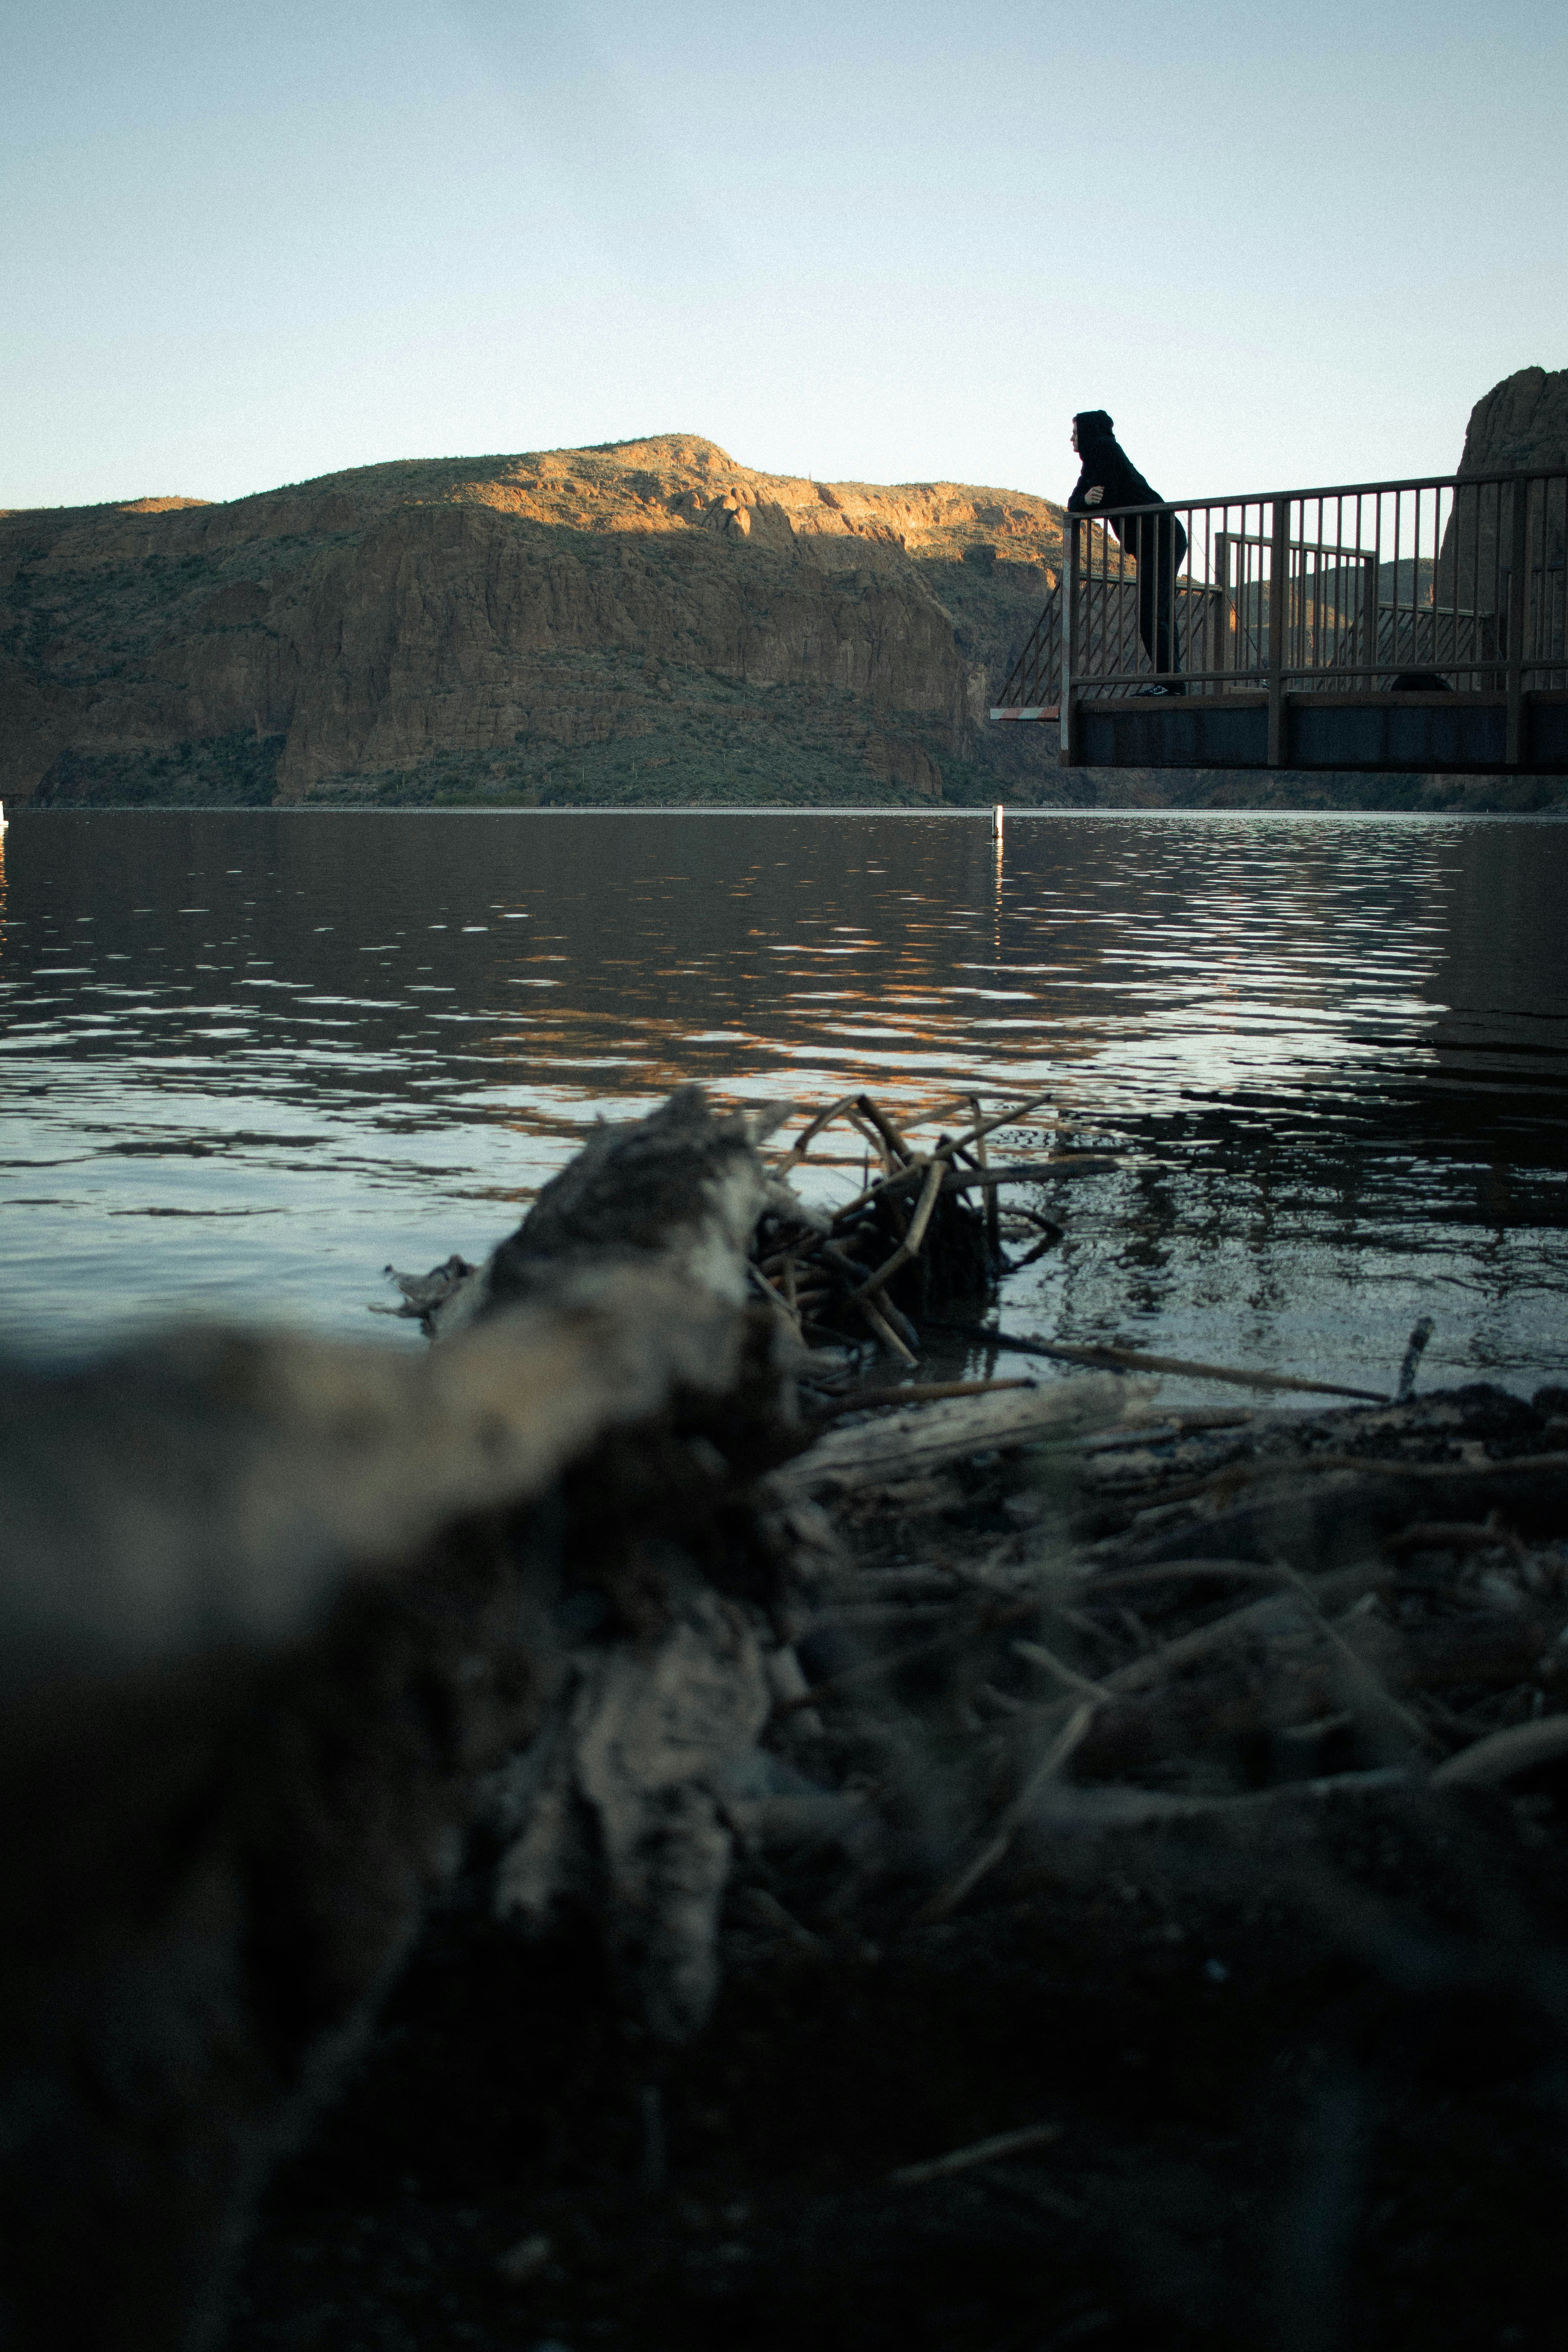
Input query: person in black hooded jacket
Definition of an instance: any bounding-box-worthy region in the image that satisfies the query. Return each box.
[1067,410,1187,693]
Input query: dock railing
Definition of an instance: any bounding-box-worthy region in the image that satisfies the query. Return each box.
[992,467,1568,768]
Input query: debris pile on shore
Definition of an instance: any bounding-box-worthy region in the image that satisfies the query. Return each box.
[759,1375,1568,1909]
[7,1083,1568,2352]
[233,1090,1568,2352]
[229,1352,1568,2352]
[750,1089,1066,1363]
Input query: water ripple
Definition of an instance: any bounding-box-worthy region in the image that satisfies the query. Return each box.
[1,810,1565,1389]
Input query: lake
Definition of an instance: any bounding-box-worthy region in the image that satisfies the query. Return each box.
[2,807,1565,1402]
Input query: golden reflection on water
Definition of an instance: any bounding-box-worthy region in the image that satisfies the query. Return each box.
[0,810,1564,1390]
[438,814,1450,1165]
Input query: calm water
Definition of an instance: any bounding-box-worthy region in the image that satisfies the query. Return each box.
[2,808,1566,1400]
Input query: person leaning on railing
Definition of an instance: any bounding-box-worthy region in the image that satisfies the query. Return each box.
[1067,411,1187,695]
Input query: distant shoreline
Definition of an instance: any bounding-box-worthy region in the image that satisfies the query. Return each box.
[10,768,1567,818]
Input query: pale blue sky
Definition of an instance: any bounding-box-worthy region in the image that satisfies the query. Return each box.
[3,0,1563,512]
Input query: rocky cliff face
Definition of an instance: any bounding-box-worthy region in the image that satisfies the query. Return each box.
[1456,366,1568,475]
[0,436,1065,808]
[1437,367,1568,622]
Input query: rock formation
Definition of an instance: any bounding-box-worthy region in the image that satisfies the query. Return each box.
[0,436,1065,808]
[1455,364,1568,476]
[1437,366,1568,642]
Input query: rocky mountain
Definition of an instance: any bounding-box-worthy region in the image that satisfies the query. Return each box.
[0,436,1065,809]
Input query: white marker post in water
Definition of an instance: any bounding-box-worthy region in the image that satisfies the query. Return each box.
[991,804,1004,840]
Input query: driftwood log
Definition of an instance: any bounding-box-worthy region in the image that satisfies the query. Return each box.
[0,1089,818,2352]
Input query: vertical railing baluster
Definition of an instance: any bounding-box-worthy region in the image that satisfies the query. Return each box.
[1267,496,1289,764]
[1373,490,1383,686]
[1361,485,1378,686]
[1060,516,1079,768]
[1476,482,1495,687]
[1505,477,1529,766]
[1551,473,1561,687]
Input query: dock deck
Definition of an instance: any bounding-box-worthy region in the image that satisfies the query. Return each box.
[991,465,1567,772]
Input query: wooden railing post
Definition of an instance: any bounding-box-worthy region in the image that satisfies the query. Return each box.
[1214,531,1231,689]
[1505,475,1530,768]
[1267,497,1289,766]
[1060,519,1079,768]
[1361,551,1381,686]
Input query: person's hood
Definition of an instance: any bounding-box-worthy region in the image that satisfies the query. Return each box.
[1073,409,1116,449]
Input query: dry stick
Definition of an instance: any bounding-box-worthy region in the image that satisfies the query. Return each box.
[1096,1566,1390,1698]
[929,1321,1387,1404]
[971,1092,1002,1265]
[856,1092,915,1168]
[778,1094,866,1168]
[776,1578,1046,1716]
[852,1156,946,1310]
[818,1378,1035,1417]
[1431,1715,1568,1789]
[777,1626,963,1713]
[1265,1451,1568,1480]
[1267,1556,1433,1754]
[1011,1638,1111,1702]
[821,1241,921,1354]
[937,1092,1056,1160]
[812,1564,960,1602]
[1081,1558,1300,1595]
[921,1090,996,1127]
[857,1295,918,1365]
[917,1702,1098,1924]
[1082,1410,1256,1451]
[1079,1467,1253,1520]
[928,1572,1408,1919]
[1082,1457,1568,1552]
[842,1108,895,1175]
[1010,1768,1414,1835]
[935,1090,1061,1136]
[775,1152,867,1171]
[747,1261,801,1334]
[1390,1520,1491,1556]
[757,1244,807,1274]
[741,1887,824,1953]
[832,1157,1122,1229]
[1384,1517,1530,1561]
[1095,1592,1299,1698]
[889,2122,1063,2188]
[818,1603,960,1631]
[1101,1451,1568,1497]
